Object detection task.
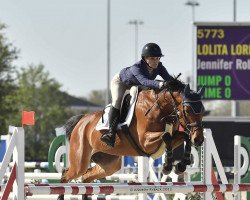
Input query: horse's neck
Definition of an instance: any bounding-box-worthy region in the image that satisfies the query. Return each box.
[135,90,177,119]
[171,91,183,105]
[136,90,157,111]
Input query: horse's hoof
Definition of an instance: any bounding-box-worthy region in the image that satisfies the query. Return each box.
[185,160,191,165]
[57,194,64,200]
[162,163,173,175]
[82,194,89,200]
[174,162,186,175]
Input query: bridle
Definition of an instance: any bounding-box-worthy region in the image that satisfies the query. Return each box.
[144,85,204,138]
[168,90,204,136]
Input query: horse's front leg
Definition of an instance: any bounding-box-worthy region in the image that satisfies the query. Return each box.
[175,133,192,175]
[161,131,174,175]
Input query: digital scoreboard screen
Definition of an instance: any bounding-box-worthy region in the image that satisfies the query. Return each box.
[196,24,250,100]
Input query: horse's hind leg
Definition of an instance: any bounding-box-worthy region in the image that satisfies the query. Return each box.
[82,153,122,183]
[57,144,92,200]
[57,168,69,200]
[57,160,91,200]
[79,154,121,200]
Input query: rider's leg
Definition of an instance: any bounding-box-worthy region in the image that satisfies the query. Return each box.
[101,106,120,147]
[101,74,127,147]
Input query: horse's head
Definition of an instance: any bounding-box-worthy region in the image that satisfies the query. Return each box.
[162,82,204,146]
[177,84,205,146]
[143,78,205,147]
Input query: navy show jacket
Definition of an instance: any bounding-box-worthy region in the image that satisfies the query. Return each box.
[119,59,172,89]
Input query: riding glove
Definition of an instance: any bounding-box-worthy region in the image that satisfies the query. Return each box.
[159,81,168,89]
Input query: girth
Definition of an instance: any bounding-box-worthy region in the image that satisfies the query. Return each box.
[121,124,150,157]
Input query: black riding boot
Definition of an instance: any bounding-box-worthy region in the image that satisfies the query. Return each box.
[101,106,120,147]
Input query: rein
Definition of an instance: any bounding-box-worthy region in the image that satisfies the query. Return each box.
[144,73,182,117]
[144,89,167,116]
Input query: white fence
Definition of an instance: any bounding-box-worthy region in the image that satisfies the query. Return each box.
[0,127,250,200]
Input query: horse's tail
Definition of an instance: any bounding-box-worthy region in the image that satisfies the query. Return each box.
[64,114,84,140]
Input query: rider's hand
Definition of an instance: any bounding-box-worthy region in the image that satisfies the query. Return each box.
[159,81,168,89]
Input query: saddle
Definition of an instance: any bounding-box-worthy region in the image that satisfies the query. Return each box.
[96,86,139,131]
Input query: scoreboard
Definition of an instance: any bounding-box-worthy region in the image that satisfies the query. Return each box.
[196,23,250,100]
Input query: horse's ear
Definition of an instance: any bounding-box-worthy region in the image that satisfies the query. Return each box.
[197,86,205,96]
[184,84,190,97]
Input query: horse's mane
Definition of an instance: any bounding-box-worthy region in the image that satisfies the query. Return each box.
[139,78,186,95]
[167,78,185,92]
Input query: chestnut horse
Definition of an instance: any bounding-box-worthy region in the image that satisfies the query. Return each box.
[57,79,205,200]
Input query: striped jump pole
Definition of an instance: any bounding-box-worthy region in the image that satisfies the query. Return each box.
[5,194,138,200]
[25,182,250,196]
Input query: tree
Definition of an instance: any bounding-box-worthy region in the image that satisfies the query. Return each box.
[8,64,73,161]
[0,23,19,133]
[88,89,107,106]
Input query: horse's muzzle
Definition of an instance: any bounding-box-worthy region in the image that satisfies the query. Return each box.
[193,137,204,147]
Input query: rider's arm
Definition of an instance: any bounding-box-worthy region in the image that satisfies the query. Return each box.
[157,63,174,82]
[130,65,161,89]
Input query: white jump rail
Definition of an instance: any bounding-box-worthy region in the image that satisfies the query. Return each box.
[5,162,64,169]
[4,172,138,182]
[0,126,24,200]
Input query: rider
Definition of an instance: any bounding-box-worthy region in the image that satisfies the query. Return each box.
[101,43,174,147]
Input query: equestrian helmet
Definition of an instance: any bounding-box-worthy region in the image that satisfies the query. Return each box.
[141,43,164,58]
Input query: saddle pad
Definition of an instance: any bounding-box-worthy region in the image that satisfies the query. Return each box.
[96,86,138,131]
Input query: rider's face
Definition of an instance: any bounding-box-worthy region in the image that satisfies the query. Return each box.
[145,57,160,69]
